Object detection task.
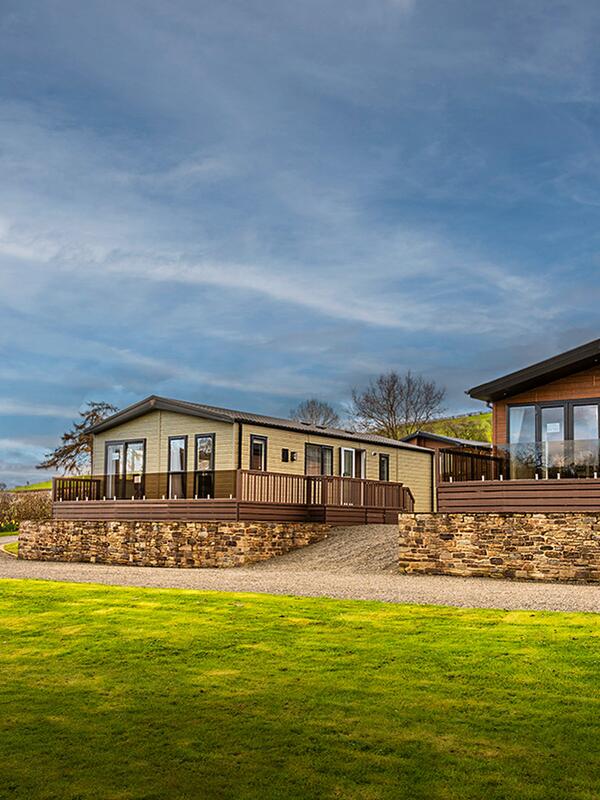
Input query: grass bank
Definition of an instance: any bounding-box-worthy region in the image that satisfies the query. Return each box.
[10,480,52,492]
[0,580,599,799]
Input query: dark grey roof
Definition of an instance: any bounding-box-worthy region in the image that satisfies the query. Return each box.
[401,430,492,449]
[468,337,600,403]
[88,395,433,453]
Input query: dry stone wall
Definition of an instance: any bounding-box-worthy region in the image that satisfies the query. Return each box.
[399,512,600,582]
[19,519,332,568]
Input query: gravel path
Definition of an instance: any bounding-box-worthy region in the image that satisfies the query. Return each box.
[257,525,401,573]
[1,527,600,611]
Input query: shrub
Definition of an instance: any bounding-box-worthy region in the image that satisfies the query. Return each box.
[0,491,52,530]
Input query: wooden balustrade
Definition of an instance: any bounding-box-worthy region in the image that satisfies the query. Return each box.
[237,470,410,510]
[52,476,103,501]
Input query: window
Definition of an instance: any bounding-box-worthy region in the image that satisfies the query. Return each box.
[573,404,600,477]
[250,435,267,471]
[281,448,289,462]
[509,406,536,445]
[573,404,599,441]
[168,436,187,498]
[305,444,334,476]
[379,454,390,481]
[195,434,215,498]
[508,405,537,479]
[508,400,600,478]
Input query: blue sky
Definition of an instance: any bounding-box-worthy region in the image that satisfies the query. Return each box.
[1,0,600,484]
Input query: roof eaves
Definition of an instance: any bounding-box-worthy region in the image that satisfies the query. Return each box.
[87,395,435,454]
[467,338,600,402]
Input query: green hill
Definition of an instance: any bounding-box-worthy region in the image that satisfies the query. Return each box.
[421,411,492,442]
[10,480,52,492]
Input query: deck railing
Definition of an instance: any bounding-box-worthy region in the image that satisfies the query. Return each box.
[439,439,600,482]
[439,448,507,482]
[53,469,414,511]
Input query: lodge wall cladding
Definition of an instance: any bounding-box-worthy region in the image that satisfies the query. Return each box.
[398,512,600,583]
[18,519,332,568]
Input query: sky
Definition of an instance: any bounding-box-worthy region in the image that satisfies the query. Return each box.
[1,0,600,485]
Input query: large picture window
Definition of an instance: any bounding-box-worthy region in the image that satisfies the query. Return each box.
[508,400,600,478]
[305,444,334,476]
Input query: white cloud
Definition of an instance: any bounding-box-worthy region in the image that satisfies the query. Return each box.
[0,400,77,418]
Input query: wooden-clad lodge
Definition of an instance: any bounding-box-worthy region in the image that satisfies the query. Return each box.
[439,337,600,512]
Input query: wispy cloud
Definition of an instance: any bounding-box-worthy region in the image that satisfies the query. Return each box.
[0,400,77,418]
[0,0,598,479]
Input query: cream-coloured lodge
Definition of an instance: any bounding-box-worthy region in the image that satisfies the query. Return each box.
[88,395,435,512]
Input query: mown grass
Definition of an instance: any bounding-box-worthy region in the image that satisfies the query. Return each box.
[3,541,17,555]
[0,580,599,800]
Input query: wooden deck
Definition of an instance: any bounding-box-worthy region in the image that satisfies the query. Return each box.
[52,470,414,525]
[437,478,600,513]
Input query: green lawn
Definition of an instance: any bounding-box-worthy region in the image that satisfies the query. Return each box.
[1,581,599,800]
[3,541,17,555]
[0,526,18,536]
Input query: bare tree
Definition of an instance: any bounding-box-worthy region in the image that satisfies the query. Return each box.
[290,398,340,428]
[37,401,118,474]
[351,371,445,438]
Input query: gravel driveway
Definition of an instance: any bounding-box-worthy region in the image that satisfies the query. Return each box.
[1,526,600,612]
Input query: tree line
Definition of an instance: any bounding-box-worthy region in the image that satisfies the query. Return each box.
[38,370,451,473]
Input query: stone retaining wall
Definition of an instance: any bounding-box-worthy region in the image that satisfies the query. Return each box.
[19,519,332,568]
[398,512,600,582]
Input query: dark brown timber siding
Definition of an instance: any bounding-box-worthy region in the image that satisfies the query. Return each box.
[52,499,405,524]
[437,478,600,513]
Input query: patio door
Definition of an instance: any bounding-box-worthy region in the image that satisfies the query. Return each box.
[250,436,267,471]
[105,441,145,499]
[340,447,355,477]
[340,448,365,478]
[106,443,123,499]
[540,406,564,479]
